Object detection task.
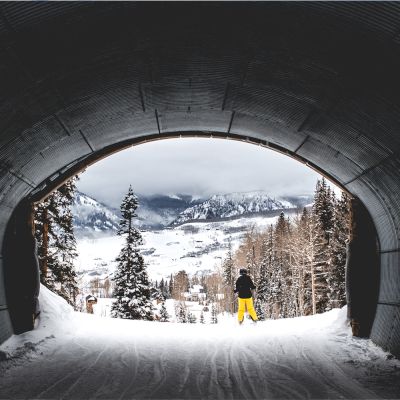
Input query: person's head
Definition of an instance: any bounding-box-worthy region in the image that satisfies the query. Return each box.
[239,268,247,275]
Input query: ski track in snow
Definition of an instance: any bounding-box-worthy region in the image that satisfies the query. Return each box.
[1,288,400,399]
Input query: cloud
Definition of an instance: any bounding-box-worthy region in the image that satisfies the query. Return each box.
[77,138,322,207]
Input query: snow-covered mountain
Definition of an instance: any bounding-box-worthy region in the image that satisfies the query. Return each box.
[72,192,205,236]
[137,194,204,228]
[73,191,312,237]
[170,191,302,226]
[73,190,310,283]
[72,193,120,238]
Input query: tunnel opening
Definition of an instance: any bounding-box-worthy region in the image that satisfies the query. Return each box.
[2,134,380,340]
[0,0,399,363]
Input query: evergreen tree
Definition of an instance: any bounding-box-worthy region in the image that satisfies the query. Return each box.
[200,311,205,324]
[169,274,174,299]
[150,283,164,302]
[311,179,335,312]
[291,208,313,316]
[273,212,291,317]
[256,226,273,320]
[222,237,235,313]
[307,212,330,314]
[327,192,350,309]
[187,312,197,323]
[159,278,170,299]
[211,303,218,324]
[254,300,265,321]
[210,178,350,320]
[34,177,79,307]
[245,236,257,281]
[35,197,58,289]
[111,186,154,320]
[313,177,334,243]
[159,301,170,322]
[176,301,188,323]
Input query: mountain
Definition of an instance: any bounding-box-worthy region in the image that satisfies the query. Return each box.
[279,195,313,208]
[72,192,204,236]
[74,191,311,281]
[72,191,312,236]
[72,192,120,238]
[136,194,204,228]
[170,191,307,226]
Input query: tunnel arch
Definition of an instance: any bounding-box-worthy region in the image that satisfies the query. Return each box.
[0,2,399,356]
[28,131,351,203]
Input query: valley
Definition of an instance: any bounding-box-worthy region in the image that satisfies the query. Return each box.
[73,191,308,288]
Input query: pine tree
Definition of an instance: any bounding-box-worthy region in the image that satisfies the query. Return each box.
[34,177,79,307]
[159,278,170,299]
[245,229,258,281]
[273,212,291,317]
[254,300,265,321]
[211,303,218,324]
[307,212,329,314]
[176,301,188,323]
[169,274,174,299]
[222,237,235,313]
[187,312,197,323]
[159,301,170,322]
[313,178,334,243]
[111,186,154,320]
[291,208,312,316]
[200,311,205,324]
[35,197,58,289]
[150,283,164,302]
[311,179,335,313]
[256,225,273,320]
[327,192,350,309]
[209,178,349,320]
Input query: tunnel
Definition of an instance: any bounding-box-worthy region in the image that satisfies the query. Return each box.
[0,2,399,357]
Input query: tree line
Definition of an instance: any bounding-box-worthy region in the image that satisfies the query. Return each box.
[34,177,79,307]
[221,178,350,319]
[33,175,350,322]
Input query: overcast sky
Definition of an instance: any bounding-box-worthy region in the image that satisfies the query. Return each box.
[77,138,323,207]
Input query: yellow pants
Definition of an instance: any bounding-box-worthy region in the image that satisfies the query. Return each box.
[238,297,258,322]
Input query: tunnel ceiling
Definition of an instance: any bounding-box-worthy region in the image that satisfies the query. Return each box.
[1,2,400,351]
[1,2,400,242]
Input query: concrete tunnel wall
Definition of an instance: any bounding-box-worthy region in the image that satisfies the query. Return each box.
[0,2,400,355]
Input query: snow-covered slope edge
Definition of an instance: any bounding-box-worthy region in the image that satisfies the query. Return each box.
[171,191,299,226]
[0,285,76,359]
[2,287,400,400]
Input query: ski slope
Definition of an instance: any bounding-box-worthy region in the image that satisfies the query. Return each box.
[1,286,400,399]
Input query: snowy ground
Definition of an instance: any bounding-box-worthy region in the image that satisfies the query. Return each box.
[93,298,215,323]
[75,214,285,286]
[1,286,400,399]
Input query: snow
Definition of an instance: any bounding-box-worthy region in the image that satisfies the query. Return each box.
[1,286,400,399]
[172,191,298,225]
[76,214,288,288]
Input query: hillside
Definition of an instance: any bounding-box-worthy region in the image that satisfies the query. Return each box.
[72,192,120,237]
[171,191,302,226]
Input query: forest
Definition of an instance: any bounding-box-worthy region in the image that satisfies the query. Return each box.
[34,177,350,322]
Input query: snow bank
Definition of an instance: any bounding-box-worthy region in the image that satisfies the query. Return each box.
[2,290,400,399]
[38,285,75,327]
[1,286,351,359]
[2,287,351,354]
[0,285,76,357]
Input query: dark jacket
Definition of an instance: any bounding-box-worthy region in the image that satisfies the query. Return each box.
[234,275,256,299]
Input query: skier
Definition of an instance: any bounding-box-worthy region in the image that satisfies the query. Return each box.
[234,268,258,324]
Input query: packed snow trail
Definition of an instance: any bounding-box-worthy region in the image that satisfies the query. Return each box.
[1,287,400,399]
